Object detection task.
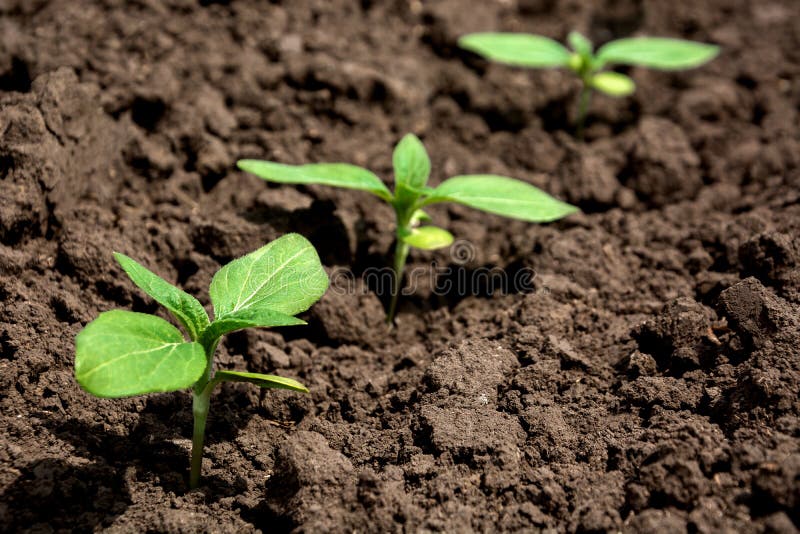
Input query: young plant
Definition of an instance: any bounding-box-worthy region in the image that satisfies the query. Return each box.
[458,31,719,138]
[74,233,328,489]
[237,134,577,323]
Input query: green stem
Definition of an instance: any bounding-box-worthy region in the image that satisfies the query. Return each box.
[387,237,410,324]
[189,338,218,489]
[189,386,210,489]
[575,82,593,141]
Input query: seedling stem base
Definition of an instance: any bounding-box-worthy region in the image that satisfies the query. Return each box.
[190,387,210,489]
[387,239,410,324]
[576,84,593,141]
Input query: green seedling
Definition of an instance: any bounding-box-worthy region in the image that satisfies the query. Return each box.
[74,234,328,489]
[238,134,577,323]
[458,31,719,138]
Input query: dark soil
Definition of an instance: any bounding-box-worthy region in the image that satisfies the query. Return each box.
[1,0,799,532]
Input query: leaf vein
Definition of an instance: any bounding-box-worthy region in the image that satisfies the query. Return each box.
[233,245,312,313]
[77,342,183,380]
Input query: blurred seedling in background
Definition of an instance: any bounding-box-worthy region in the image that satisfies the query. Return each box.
[458,31,719,139]
[74,234,328,489]
[238,134,577,323]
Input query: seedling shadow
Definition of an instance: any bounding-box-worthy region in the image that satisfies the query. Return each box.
[362,252,538,317]
[240,198,352,266]
[539,88,642,139]
[42,389,266,497]
[1,457,130,531]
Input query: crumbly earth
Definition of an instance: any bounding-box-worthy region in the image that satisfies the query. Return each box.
[1,0,799,532]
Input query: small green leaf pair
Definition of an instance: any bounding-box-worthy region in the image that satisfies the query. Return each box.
[74,234,328,488]
[238,133,578,322]
[458,31,719,138]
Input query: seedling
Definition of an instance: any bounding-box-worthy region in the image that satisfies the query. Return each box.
[238,134,577,323]
[74,234,328,489]
[458,31,719,138]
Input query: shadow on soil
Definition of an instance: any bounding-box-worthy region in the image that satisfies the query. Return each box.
[39,391,257,496]
[1,457,129,532]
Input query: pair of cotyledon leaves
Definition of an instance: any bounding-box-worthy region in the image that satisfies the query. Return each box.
[458,32,720,97]
[74,233,328,398]
[238,134,578,251]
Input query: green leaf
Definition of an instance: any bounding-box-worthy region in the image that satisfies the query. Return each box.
[410,209,432,224]
[424,175,579,222]
[114,253,210,341]
[213,370,309,393]
[210,233,329,320]
[567,31,593,57]
[567,53,583,73]
[202,308,306,346]
[596,37,719,70]
[393,134,431,189]
[238,160,393,201]
[591,71,636,96]
[458,32,572,68]
[400,226,454,250]
[75,310,206,398]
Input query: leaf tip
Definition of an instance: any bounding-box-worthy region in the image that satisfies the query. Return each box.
[456,34,472,47]
[457,33,485,54]
[236,159,255,172]
[706,43,721,59]
[557,204,581,221]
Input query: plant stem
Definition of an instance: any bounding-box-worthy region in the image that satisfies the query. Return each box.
[189,338,218,489]
[386,237,410,324]
[189,386,210,489]
[575,83,593,141]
